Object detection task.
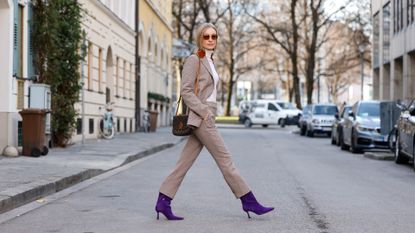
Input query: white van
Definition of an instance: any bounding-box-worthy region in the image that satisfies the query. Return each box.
[239,100,301,128]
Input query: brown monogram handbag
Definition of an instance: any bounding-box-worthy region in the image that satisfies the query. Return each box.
[172,58,201,136]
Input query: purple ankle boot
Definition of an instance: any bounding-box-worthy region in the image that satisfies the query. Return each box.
[240,191,274,218]
[155,192,184,220]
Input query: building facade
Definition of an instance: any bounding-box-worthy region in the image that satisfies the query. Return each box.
[138,0,173,127]
[73,0,136,142]
[0,0,33,153]
[372,0,415,100]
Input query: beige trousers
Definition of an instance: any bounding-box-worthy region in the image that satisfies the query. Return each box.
[159,103,250,199]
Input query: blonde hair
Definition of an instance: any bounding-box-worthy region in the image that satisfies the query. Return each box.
[195,22,218,50]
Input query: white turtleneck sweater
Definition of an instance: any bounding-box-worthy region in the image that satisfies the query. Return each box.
[205,50,220,103]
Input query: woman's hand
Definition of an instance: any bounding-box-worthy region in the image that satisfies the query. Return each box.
[204,112,215,128]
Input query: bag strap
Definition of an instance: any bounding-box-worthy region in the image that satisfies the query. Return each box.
[175,58,201,116]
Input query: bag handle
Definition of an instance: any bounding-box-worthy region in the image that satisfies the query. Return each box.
[175,58,201,116]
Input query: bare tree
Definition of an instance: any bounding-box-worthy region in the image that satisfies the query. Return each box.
[244,0,303,108]
[217,0,264,116]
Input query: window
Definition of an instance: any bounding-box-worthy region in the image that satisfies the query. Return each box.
[89,118,94,134]
[98,48,102,92]
[124,118,127,132]
[16,4,24,109]
[357,103,380,117]
[17,81,24,109]
[116,57,119,96]
[267,103,279,111]
[130,63,134,99]
[76,118,82,135]
[393,0,404,33]
[373,12,380,67]
[87,42,93,90]
[409,0,415,24]
[123,60,127,98]
[313,106,338,115]
[383,3,391,63]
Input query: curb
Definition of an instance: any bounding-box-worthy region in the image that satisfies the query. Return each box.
[364,151,394,161]
[0,138,186,214]
[0,169,103,214]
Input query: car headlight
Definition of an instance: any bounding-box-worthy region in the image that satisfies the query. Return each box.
[356,124,376,133]
[312,118,320,124]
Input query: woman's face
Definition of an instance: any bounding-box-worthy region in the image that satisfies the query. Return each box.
[201,27,217,50]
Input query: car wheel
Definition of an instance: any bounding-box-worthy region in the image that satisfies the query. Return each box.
[350,130,361,153]
[395,134,409,164]
[413,143,415,172]
[331,130,336,145]
[340,130,349,150]
[336,129,342,146]
[280,118,286,128]
[306,125,314,137]
[244,118,252,128]
[300,125,306,136]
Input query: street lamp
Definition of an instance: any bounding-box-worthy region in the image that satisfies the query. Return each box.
[359,43,367,100]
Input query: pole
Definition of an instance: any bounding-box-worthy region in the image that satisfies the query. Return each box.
[81,30,86,144]
[360,51,364,100]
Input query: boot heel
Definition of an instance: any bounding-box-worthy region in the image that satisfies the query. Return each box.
[156,212,160,220]
[246,211,251,219]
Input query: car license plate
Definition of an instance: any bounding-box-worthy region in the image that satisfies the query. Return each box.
[376,135,387,141]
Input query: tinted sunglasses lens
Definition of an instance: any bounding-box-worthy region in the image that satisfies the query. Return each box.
[203,35,217,40]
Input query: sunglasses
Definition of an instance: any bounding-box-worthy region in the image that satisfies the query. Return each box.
[203,34,218,40]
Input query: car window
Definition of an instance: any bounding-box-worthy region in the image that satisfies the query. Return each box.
[302,106,310,115]
[268,103,279,111]
[276,102,296,110]
[340,106,352,118]
[313,105,338,115]
[357,103,380,117]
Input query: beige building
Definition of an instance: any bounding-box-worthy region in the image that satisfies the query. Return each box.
[372,0,415,100]
[138,0,173,127]
[0,0,34,153]
[73,0,136,142]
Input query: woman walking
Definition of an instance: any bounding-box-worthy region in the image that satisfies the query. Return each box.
[155,23,274,220]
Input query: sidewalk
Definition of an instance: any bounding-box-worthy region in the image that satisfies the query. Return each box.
[0,127,185,214]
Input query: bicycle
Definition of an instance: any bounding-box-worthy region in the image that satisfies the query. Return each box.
[99,103,116,139]
[142,110,150,133]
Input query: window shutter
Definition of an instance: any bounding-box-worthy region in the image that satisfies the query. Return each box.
[27,1,35,79]
[13,0,18,76]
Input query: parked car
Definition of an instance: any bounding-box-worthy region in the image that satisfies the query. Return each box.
[299,103,338,137]
[331,105,352,146]
[340,100,389,153]
[239,100,301,128]
[393,100,415,168]
[275,101,302,127]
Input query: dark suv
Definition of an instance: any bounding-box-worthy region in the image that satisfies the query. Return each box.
[394,100,415,169]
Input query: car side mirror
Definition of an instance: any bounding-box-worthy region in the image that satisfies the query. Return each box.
[334,113,339,119]
[348,110,354,118]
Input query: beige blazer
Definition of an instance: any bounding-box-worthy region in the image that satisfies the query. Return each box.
[181,54,218,128]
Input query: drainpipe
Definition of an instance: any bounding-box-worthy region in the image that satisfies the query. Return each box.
[135,0,141,131]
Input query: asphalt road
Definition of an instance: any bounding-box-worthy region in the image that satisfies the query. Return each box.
[1,126,415,233]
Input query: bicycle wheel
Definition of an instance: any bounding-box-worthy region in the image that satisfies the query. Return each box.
[102,125,115,139]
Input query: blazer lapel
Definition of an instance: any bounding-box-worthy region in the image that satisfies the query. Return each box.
[200,57,214,77]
